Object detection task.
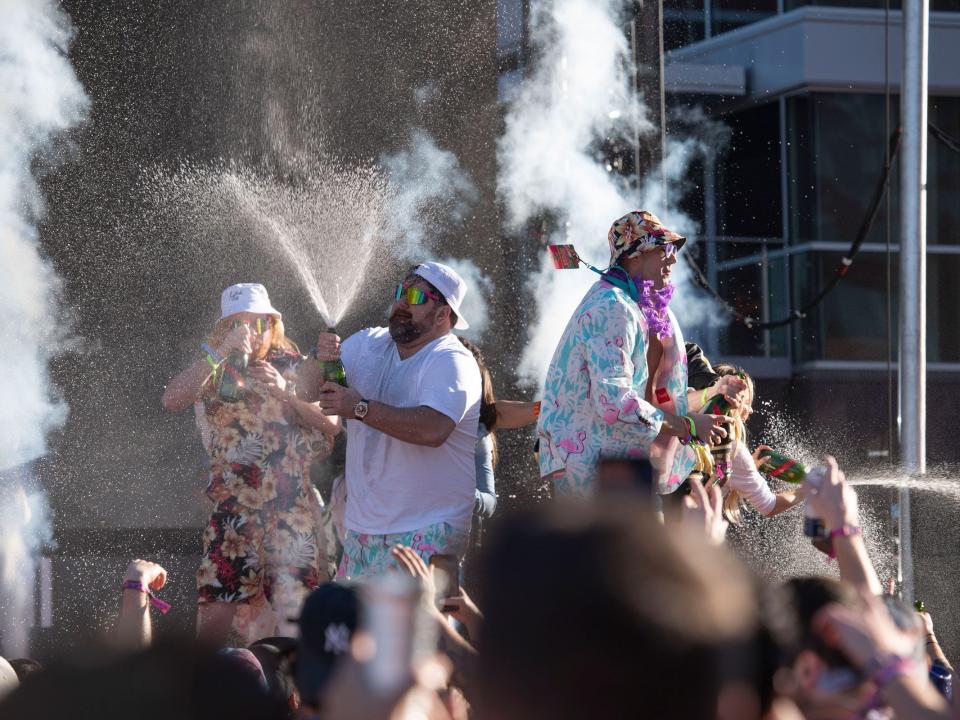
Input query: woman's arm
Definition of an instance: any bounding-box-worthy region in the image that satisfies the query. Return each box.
[288,395,342,435]
[495,400,540,429]
[161,324,251,413]
[729,442,779,516]
[161,358,216,413]
[767,489,803,517]
[474,432,497,519]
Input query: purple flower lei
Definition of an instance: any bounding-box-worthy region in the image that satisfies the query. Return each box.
[635,279,674,339]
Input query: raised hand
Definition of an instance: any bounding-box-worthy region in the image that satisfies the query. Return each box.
[688,412,728,445]
[218,322,253,356]
[124,558,167,592]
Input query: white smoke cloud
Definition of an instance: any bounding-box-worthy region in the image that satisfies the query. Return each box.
[0,0,89,656]
[382,128,479,259]
[381,129,493,338]
[498,0,720,385]
[437,256,492,338]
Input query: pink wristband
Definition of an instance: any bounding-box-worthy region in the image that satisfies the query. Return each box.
[122,580,172,615]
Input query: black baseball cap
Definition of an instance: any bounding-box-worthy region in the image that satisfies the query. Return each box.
[296,583,360,707]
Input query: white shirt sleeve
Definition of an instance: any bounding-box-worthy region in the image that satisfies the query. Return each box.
[419,345,481,424]
[728,442,777,517]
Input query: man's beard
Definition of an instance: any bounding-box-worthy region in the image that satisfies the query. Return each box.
[388,310,429,344]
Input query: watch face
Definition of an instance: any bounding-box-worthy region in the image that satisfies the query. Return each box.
[354,400,368,419]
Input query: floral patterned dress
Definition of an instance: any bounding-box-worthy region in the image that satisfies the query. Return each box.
[537,280,696,495]
[194,349,333,643]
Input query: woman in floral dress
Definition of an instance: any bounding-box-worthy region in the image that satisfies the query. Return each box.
[162,283,340,644]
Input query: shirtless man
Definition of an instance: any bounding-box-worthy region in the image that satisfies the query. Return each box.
[537,210,727,496]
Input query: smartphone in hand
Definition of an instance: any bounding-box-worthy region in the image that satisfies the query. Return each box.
[428,553,459,612]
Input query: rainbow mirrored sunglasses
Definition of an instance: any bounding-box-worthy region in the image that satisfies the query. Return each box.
[394,284,442,305]
[231,316,274,334]
[640,242,678,259]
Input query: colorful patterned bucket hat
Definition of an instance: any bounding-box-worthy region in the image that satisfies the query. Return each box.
[608,210,686,266]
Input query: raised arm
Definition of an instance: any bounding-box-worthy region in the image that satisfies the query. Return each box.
[494,400,540,430]
[117,559,169,649]
[804,456,882,595]
[161,324,251,412]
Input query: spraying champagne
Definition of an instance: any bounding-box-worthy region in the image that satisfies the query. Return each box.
[313,326,348,387]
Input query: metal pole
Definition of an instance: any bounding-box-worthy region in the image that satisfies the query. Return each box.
[704,153,719,354]
[898,0,929,602]
[633,0,666,202]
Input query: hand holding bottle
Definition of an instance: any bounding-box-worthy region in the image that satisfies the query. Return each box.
[218,322,253,357]
[713,374,747,406]
[315,332,342,361]
[752,444,773,469]
[687,412,728,445]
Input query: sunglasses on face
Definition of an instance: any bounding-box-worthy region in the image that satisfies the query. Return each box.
[394,284,442,306]
[232,317,273,334]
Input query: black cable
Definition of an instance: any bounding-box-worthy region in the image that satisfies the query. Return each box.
[929,122,960,155]
[686,129,902,331]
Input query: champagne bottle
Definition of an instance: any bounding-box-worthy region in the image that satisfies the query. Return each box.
[758,451,807,484]
[702,393,735,488]
[315,326,348,387]
[702,393,734,417]
[217,349,248,403]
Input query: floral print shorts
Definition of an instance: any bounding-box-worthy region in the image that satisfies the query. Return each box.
[336,521,469,580]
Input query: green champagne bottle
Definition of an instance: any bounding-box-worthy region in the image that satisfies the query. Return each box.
[320,358,347,386]
[702,393,734,417]
[217,350,248,403]
[758,451,807,484]
[315,327,347,387]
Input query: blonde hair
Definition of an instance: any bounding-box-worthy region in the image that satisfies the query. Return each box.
[711,363,755,523]
[207,314,299,362]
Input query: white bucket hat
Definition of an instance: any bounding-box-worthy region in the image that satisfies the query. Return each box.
[219,283,282,321]
[413,262,469,330]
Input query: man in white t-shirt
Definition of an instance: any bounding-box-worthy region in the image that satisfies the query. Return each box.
[314,262,482,578]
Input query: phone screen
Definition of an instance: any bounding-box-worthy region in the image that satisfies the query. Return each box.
[428,554,458,610]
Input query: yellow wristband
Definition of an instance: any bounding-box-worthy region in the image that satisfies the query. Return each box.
[700,388,711,408]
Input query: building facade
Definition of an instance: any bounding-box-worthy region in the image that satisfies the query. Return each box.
[663,1,960,465]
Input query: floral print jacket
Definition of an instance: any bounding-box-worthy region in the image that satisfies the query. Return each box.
[537,280,695,495]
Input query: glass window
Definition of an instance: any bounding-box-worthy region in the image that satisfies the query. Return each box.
[787,94,899,245]
[664,0,706,51]
[793,251,897,362]
[715,253,791,356]
[710,0,776,36]
[787,93,960,247]
[785,1,960,10]
[929,98,960,246]
[793,249,960,363]
[714,101,782,240]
